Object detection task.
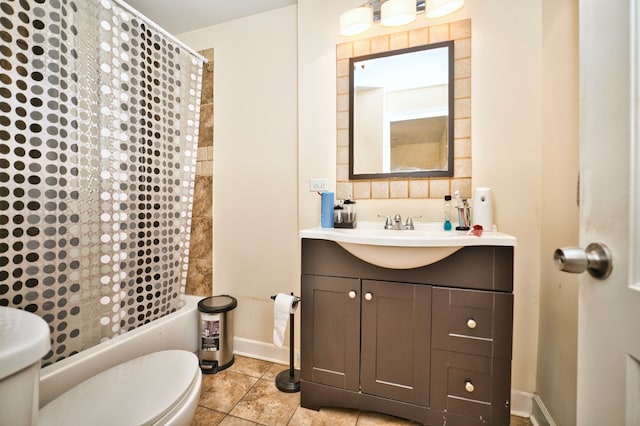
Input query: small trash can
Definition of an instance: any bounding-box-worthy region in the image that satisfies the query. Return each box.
[198,295,237,374]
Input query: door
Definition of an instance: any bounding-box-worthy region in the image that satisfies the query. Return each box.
[360,281,430,406]
[576,0,640,423]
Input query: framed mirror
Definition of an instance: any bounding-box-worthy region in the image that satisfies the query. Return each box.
[349,41,455,179]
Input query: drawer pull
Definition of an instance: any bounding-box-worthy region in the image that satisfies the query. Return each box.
[466,318,477,329]
[348,290,357,299]
[465,381,475,393]
[364,292,373,301]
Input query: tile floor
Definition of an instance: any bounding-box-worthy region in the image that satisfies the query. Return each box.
[190,355,533,426]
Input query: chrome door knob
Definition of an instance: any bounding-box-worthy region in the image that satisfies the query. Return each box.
[553,242,612,279]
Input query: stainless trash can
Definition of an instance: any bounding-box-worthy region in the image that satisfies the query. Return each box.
[198,295,237,374]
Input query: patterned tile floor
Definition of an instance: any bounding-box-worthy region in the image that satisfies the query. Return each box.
[190,355,533,426]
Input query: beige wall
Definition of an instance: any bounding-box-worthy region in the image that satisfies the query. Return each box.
[179,1,579,420]
[537,0,579,424]
[179,6,300,345]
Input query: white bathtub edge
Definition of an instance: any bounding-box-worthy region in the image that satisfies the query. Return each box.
[39,295,202,407]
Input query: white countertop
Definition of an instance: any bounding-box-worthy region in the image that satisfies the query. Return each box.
[300,221,516,248]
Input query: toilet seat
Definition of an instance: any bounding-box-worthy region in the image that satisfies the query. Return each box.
[38,350,201,426]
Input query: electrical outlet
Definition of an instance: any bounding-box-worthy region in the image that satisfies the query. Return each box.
[309,178,329,192]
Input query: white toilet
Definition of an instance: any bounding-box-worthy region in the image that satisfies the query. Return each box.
[0,307,201,426]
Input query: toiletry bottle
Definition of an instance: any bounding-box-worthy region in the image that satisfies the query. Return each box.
[320,192,334,228]
[443,195,452,231]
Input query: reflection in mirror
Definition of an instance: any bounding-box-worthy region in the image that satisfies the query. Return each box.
[349,41,454,179]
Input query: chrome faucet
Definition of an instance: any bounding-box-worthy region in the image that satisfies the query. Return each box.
[378,214,421,230]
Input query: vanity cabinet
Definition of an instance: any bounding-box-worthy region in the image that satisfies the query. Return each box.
[300,238,514,426]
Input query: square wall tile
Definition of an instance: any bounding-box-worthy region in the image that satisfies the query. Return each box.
[390,180,409,198]
[353,38,371,56]
[371,35,390,53]
[336,42,353,59]
[409,28,429,47]
[337,182,354,200]
[372,181,389,199]
[450,19,471,40]
[429,24,450,43]
[390,31,409,50]
[353,181,371,199]
[409,180,429,198]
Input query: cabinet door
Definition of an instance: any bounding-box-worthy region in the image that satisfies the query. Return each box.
[301,275,360,391]
[360,280,431,406]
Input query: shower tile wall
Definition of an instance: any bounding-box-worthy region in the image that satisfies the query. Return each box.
[186,48,214,297]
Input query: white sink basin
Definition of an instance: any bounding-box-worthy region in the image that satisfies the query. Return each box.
[300,221,516,269]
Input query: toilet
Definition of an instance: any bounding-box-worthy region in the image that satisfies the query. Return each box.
[0,307,201,426]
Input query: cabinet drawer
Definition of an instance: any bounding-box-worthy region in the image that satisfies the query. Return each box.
[431,349,511,425]
[432,287,513,359]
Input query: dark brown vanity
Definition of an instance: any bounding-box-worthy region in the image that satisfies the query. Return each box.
[300,238,514,425]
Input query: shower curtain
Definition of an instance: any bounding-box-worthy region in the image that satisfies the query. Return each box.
[0,0,204,366]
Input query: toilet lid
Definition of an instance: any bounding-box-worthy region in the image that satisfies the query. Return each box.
[39,350,199,426]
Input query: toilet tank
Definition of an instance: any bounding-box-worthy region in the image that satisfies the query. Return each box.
[0,307,51,426]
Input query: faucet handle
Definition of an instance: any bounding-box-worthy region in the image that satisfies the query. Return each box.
[377,214,394,230]
[404,215,422,230]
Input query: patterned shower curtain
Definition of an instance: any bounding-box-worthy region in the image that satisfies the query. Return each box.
[0,0,204,366]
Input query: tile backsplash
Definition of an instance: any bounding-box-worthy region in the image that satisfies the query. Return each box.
[186,48,214,297]
[336,19,472,201]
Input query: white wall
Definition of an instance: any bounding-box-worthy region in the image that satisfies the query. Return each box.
[179,6,300,346]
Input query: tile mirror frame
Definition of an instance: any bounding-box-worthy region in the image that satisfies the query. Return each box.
[336,19,472,201]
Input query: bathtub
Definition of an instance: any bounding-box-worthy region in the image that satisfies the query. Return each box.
[39,295,201,407]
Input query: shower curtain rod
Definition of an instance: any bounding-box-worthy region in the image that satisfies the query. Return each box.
[111,0,208,64]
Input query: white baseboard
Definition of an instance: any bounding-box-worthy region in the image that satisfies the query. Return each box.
[510,390,556,426]
[234,336,298,367]
[531,393,556,426]
[511,389,534,418]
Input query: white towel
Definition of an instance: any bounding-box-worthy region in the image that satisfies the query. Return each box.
[273,293,297,347]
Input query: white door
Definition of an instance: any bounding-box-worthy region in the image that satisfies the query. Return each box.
[574,0,640,424]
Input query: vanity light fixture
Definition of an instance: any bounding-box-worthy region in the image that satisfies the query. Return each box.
[339,0,464,36]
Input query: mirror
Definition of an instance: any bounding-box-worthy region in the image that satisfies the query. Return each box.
[349,41,454,179]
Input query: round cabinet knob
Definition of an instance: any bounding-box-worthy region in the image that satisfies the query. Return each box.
[348,290,357,299]
[364,292,373,301]
[467,318,477,329]
[465,381,475,393]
